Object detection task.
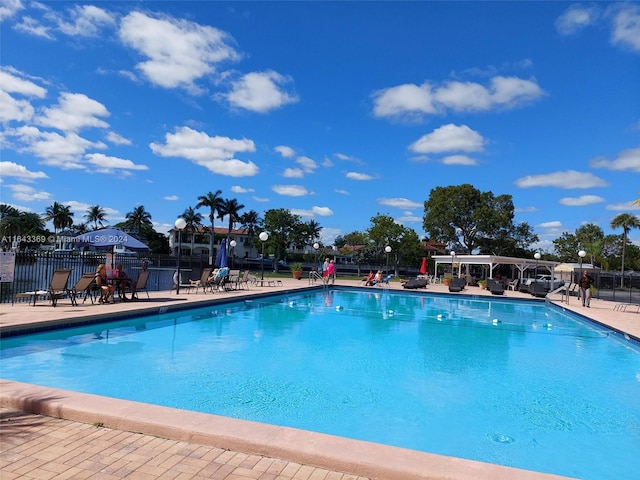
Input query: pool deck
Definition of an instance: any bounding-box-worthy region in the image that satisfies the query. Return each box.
[2,278,638,480]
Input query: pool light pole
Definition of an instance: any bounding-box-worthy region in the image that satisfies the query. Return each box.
[313,242,319,271]
[385,245,392,275]
[174,217,186,294]
[578,249,586,281]
[230,239,237,268]
[259,231,269,286]
[450,250,456,277]
[534,252,541,279]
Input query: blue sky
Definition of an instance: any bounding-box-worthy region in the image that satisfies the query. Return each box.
[1,1,639,251]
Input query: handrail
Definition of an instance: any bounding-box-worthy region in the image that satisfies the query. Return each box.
[547,283,570,304]
[308,271,322,285]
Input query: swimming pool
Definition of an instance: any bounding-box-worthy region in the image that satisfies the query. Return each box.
[1,288,639,479]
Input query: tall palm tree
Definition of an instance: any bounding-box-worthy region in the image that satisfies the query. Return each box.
[125,205,152,233]
[307,219,322,243]
[43,201,74,236]
[219,198,245,249]
[610,212,640,287]
[181,206,203,255]
[239,210,260,257]
[196,190,223,265]
[84,205,107,230]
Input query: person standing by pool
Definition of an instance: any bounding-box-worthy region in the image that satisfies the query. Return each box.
[327,259,336,284]
[578,270,593,307]
[321,258,330,284]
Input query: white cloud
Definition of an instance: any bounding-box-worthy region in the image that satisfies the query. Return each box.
[118,11,240,91]
[538,221,562,229]
[0,161,48,180]
[274,145,295,158]
[282,167,304,178]
[559,195,606,206]
[441,154,478,166]
[252,196,269,202]
[373,76,544,120]
[555,5,599,35]
[296,155,317,173]
[231,185,255,193]
[515,170,609,189]
[225,70,298,113]
[85,153,149,173]
[150,126,258,177]
[345,171,375,181]
[6,184,51,202]
[13,16,53,39]
[0,68,47,97]
[271,184,309,196]
[378,197,422,209]
[590,145,640,172]
[56,5,116,37]
[0,0,23,21]
[291,206,334,218]
[409,124,485,154]
[164,195,179,201]
[609,3,640,52]
[36,92,110,132]
[606,202,640,211]
[106,131,132,146]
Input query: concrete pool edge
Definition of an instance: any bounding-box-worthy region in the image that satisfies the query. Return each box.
[0,379,575,480]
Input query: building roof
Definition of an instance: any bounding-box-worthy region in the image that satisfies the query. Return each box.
[432,254,560,279]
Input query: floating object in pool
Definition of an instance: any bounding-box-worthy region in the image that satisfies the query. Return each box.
[289,301,295,307]
[492,318,501,325]
[545,323,552,328]
[388,309,394,315]
[335,305,343,311]
[436,313,443,320]
[488,433,515,444]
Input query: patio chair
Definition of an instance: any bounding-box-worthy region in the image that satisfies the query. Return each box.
[236,270,251,290]
[403,277,427,289]
[375,274,394,288]
[48,269,75,306]
[72,273,99,304]
[190,268,212,294]
[507,279,519,291]
[487,279,505,295]
[133,270,150,299]
[448,277,466,293]
[208,267,230,292]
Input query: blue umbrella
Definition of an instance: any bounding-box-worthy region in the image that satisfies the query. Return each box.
[74,227,150,251]
[215,239,227,268]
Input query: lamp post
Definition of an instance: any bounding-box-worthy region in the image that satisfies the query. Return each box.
[385,245,392,275]
[230,240,237,268]
[534,252,541,279]
[450,251,456,277]
[313,242,319,271]
[259,231,269,286]
[174,218,186,294]
[578,249,586,282]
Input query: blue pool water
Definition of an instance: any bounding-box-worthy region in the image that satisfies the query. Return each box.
[2,289,639,479]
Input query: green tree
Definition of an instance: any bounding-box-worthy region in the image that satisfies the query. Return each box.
[575,223,605,266]
[84,205,107,230]
[262,209,301,270]
[610,213,640,286]
[477,221,538,257]
[335,231,369,249]
[181,206,203,256]
[239,210,260,257]
[219,198,245,250]
[43,201,74,235]
[124,205,152,233]
[423,184,515,253]
[367,214,409,273]
[196,190,224,265]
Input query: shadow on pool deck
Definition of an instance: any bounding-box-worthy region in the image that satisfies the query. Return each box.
[3,277,636,480]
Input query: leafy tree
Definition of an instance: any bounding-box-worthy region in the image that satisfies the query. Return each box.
[552,232,581,262]
[84,205,107,230]
[423,184,515,253]
[196,190,224,265]
[335,231,369,249]
[124,205,152,233]
[610,213,640,285]
[0,205,47,248]
[239,210,260,257]
[262,209,301,269]
[219,197,245,249]
[477,221,539,257]
[181,206,203,255]
[575,223,605,266]
[43,201,74,235]
[290,220,323,252]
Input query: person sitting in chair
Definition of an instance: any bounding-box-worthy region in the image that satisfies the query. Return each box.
[114,264,133,301]
[95,264,115,304]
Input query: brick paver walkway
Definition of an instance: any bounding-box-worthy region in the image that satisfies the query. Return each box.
[0,408,369,480]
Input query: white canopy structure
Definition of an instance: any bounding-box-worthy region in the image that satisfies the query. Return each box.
[432,254,560,281]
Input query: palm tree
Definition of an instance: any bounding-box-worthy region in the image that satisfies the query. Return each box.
[610,213,640,287]
[85,205,107,230]
[219,198,245,249]
[125,206,152,233]
[181,206,203,255]
[632,192,640,207]
[239,210,260,257]
[43,201,74,236]
[196,190,223,265]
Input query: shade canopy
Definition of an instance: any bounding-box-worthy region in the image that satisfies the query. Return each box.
[74,227,150,251]
[215,238,227,268]
[419,257,427,275]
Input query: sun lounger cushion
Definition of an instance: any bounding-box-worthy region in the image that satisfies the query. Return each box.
[403,278,427,289]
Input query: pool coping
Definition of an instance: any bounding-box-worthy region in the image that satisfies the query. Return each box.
[4,280,634,480]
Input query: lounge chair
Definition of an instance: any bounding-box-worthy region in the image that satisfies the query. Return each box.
[133,270,150,299]
[190,268,212,294]
[375,274,394,287]
[236,271,251,290]
[529,282,547,298]
[403,278,428,289]
[208,267,230,292]
[487,279,504,295]
[448,277,466,292]
[507,279,519,291]
[16,268,76,306]
[72,273,99,304]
